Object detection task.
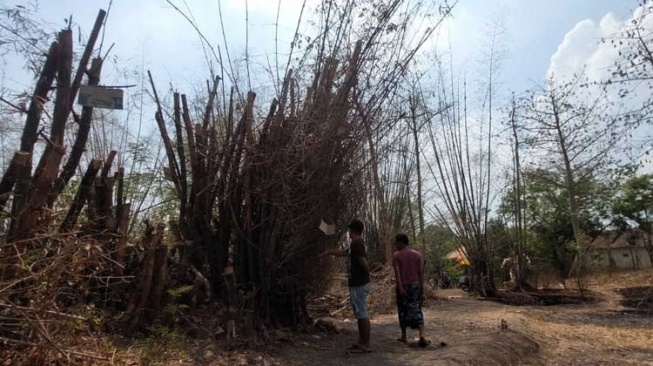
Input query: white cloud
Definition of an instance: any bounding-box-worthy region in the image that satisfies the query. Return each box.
[547,4,653,83]
[548,18,607,80]
[547,4,653,166]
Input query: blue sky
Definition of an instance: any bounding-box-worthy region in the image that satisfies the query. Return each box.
[0,0,642,97]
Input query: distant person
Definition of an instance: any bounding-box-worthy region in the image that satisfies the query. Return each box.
[321,219,372,353]
[392,233,428,347]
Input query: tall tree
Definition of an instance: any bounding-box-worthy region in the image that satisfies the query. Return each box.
[518,76,627,277]
[500,169,602,280]
[612,173,653,261]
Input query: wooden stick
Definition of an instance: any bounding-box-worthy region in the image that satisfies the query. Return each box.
[0,337,111,362]
[0,303,88,321]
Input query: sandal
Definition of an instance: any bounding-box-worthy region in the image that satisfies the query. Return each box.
[396,338,407,343]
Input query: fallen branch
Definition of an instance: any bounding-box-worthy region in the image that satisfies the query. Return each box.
[0,336,112,362]
[0,303,88,321]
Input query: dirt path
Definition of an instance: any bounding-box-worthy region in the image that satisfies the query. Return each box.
[280,292,540,366]
[278,273,653,366]
[129,271,652,365]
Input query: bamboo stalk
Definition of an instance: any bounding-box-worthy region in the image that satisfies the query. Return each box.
[20,41,59,156]
[49,29,74,146]
[59,159,102,232]
[68,9,107,109]
[148,71,182,198]
[173,92,188,211]
[9,41,59,227]
[50,57,104,207]
[0,152,30,212]
[113,203,131,272]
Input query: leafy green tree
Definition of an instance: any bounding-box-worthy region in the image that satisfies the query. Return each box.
[500,169,602,279]
[612,174,653,260]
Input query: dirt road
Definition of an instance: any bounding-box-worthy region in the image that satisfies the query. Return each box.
[130,270,652,365]
[279,271,653,366]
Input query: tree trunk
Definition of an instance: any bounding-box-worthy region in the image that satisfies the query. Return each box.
[409,95,426,253]
[551,94,585,279]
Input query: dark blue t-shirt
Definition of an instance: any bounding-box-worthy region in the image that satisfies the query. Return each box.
[348,238,370,287]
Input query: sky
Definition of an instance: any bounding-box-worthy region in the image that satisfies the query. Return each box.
[0,0,649,167]
[0,0,643,98]
[0,0,650,220]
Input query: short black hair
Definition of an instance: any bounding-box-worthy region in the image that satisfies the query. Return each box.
[395,233,409,246]
[348,219,364,235]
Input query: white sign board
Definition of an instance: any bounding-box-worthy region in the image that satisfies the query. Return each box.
[78,85,124,110]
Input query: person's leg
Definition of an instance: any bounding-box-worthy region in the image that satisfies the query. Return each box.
[359,318,371,349]
[349,286,363,346]
[360,283,372,350]
[397,287,407,342]
[399,325,407,342]
[415,284,427,347]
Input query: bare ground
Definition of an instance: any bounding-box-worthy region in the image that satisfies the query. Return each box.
[276,269,653,366]
[111,269,652,365]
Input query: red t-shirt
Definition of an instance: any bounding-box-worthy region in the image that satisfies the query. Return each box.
[392,248,423,286]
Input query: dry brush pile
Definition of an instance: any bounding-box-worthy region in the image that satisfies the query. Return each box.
[0,10,150,364]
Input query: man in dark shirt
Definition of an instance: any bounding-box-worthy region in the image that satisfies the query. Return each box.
[321,219,371,353]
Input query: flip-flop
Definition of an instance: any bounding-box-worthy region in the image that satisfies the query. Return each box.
[396,338,408,343]
[347,344,362,350]
[418,338,432,348]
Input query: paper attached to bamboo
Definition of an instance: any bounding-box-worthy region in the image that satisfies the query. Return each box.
[319,220,335,235]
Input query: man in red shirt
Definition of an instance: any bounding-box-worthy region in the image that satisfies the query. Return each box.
[392,233,427,347]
